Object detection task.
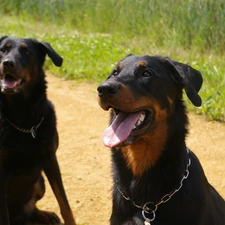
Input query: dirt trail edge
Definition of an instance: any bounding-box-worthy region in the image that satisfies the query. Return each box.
[36,73,225,225]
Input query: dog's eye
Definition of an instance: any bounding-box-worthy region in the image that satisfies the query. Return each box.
[22,49,30,56]
[25,50,30,55]
[112,69,119,76]
[20,45,30,56]
[0,47,6,53]
[142,71,153,77]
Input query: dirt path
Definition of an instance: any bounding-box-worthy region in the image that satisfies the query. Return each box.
[37,73,225,225]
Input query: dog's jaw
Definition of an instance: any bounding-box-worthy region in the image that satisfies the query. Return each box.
[102,109,154,148]
[0,74,25,94]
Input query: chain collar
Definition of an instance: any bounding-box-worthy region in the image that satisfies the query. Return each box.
[116,148,191,224]
[6,117,44,138]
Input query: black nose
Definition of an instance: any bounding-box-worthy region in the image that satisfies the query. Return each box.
[97,81,120,98]
[2,59,16,68]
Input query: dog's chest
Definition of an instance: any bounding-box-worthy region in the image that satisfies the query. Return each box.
[0,132,46,171]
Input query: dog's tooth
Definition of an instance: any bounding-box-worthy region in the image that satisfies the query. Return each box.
[139,113,145,122]
[136,121,141,126]
[133,112,146,130]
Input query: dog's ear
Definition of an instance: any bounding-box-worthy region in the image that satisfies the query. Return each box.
[0,36,8,43]
[126,54,133,57]
[165,57,203,107]
[39,42,63,67]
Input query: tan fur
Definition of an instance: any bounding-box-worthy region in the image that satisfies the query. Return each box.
[5,42,11,47]
[121,102,169,177]
[138,61,145,67]
[118,61,123,69]
[20,43,27,48]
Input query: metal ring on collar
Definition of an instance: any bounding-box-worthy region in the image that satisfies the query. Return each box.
[143,202,158,213]
[142,209,155,222]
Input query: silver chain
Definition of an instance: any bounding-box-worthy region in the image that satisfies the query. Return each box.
[6,117,44,138]
[116,148,191,223]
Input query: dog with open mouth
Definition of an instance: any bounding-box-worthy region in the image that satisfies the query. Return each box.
[0,36,76,225]
[97,54,225,225]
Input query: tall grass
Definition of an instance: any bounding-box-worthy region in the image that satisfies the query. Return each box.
[1,0,224,55]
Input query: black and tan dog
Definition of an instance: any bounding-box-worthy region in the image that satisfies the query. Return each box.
[0,36,76,225]
[97,55,225,225]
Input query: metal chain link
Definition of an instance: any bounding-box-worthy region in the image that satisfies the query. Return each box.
[116,148,191,223]
[6,117,44,138]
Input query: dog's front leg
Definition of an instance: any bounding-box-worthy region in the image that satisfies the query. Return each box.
[44,154,76,225]
[0,162,10,225]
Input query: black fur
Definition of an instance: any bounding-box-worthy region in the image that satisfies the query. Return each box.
[98,55,225,225]
[0,36,76,225]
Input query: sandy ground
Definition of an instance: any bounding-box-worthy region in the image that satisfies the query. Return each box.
[35,73,225,225]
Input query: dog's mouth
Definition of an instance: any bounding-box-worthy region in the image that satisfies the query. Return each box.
[102,109,153,148]
[0,74,24,94]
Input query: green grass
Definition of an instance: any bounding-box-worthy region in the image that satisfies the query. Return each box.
[0,0,224,121]
[1,0,224,54]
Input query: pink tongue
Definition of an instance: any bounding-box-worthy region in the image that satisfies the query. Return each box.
[2,78,20,89]
[102,111,142,148]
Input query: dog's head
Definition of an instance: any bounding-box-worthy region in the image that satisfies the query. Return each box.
[98,55,203,148]
[0,36,63,95]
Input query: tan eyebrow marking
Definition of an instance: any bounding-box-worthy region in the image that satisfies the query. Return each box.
[138,61,145,67]
[6,42,12,47]
[20,43,27,48]
[118,61,123,68]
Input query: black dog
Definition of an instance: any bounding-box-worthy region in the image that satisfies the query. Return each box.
[97,55,225,225]
[0,36,76,225]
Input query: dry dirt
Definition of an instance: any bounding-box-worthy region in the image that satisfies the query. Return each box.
[36,73,225,225]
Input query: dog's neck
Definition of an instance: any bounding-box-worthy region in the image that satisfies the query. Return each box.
[116,140,189,180]
[120,124,168,177]
[112,102,189,200]
[113,143,189,207]
[119,105,188,177]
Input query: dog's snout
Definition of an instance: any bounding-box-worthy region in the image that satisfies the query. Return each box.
[97,82,120,98]
[2,59,16,68]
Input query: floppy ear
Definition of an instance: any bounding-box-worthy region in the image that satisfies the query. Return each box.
[39,42,63,67]
[0,36,8,43]
[165,57,203,107]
